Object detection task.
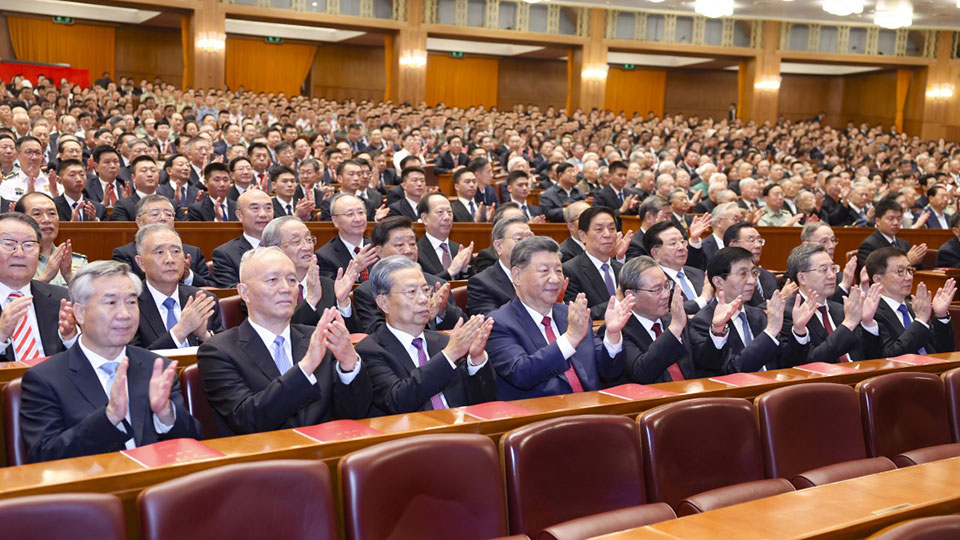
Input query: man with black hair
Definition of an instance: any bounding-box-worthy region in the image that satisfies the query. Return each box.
[856,196,927,270]
[187,163,237,222]
[386,167,427,221]
[724,221,780,307]
[53,159,106,221]
[435,134,469,174]
[540,162,586,223]
[84,145,127,206]
[562,206,627,320]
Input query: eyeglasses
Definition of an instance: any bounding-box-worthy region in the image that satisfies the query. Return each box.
[145,210,175,219]
[633,280,674,295]
[281,235,317,249]
[333,210,367,220]
[388,285,434,300]
[739,236,766,246]
[723,267,762,280]
[21,149,43,157]
[661,239,688,249]
[818,237,839,246]
[882,267,916,277]
[0,239,40,253]
[799,264,840,276]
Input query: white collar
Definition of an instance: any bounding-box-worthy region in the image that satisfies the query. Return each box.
[584,249,611,270]
[425,232,449,251]
[384,322,426,351]
[881,294,906,312]
[78,337,126,370]
[0,281,30,304]
[242,232,261,248]
[519,298,553,321]
[631,312,660,333]
[247,318,292,352]
[145,280,179,311]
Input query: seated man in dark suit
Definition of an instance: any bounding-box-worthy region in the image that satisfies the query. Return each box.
[610,256,699,383]
[502,170,543,220]
[466,215,531,315]
[689,247,807,375]
[417,192,474,280]
[865,247,955,356]
[158,154,202,219]
[563,206,626,320]
[451,168,484,223]
[923,184,953,229]
[110,155,159,221]
[131,224,222,350]
[593,161,639,223]
[197,247,372,435]
[386,166,427,221]
[466,157,499,207]
[644,221,712,315]
[353,217,465,333]
[559,201,590,263]
[355,255,496,415]
[485,236,634,400]
[856,196,927,270]
[539,163,586,223]
[625,197,668,259]
[83,144,127,206]
[434,135,470,174]
[212,189,274,288]
[270,165,315,221]
[317,160,379,221]
[262,216,361,331]
[20,260,202,463]
[817,174,853,226]
[112,195,214,287]
[315,193,378,282]
[936,213,960,268]
[187,162,237,222]
[724,222,780,307]
[698,202,742,265]
[783,243,883,364]
[53,159,107,222]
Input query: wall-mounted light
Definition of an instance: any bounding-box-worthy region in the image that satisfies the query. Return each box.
[196,32,225,53]
[399,51,427,68]
[754,77,781,91]
[581,65,608,80]
[926,84,955,99]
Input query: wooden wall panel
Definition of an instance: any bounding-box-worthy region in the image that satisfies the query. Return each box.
[663,69,737,119]
[497,58,566,110]
[778,74,844,126]
[605,67,666,117]
[115,26,182,87]
[841,70,897,127]
[311,44,385,102]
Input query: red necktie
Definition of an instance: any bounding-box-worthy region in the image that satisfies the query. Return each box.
[106,184,117,206]
[818,305,851,362]
[297,284,304,304]
[652,321,685,381]
[354,246,368,282]
[541,315,584,393]
[8,291,41,362]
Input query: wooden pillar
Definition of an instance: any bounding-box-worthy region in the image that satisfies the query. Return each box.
[739,21,780,124]
[388,0,427,105]
[568,8,607,112]
[903,31,959,140]
[184,0,226,90]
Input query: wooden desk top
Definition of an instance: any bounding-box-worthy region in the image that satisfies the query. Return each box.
[596,456,960,540]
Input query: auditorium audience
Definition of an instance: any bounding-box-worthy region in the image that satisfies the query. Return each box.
[724,222,781,306]
[416,192,474,280]
[84,144,127,206]
[111,155,160,221]
[211,189,273,287]
[187,162,237,222]
[856,196,927,270]
[53,158,107,221]
[17,192,87,287]
[643,221,711,315]
[562,206,628,319]
[466,215,532,315]
[315,193,377,282]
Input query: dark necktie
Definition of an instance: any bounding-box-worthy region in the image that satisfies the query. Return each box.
[72,201,82,221]
[652,321,685,381]
[601,262,616,296]
[440,242,452,270]
[412,337,445,410]
[468,200,476,218]
[897,304,928,354]
[353,246,369,282]
[738,312,753,345]
[297,284,304,304]
[541,315,584,393]
[818,305,851,362]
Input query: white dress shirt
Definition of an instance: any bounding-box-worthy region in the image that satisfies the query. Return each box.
[145,282,189,348]
[247,319,360,385]
[518,300,622,360]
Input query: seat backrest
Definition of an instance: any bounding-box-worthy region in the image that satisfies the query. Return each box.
[948,305,960,351]
[219,295,244,330]
[451,286,468,314]
[2,378,25,466]
[921,249,939,270]
[869,515,960,540]
[858,372,952,458]
[537,503,676,540]
[638,397,764,509]
[0,493,126,540]
[942,368,960,443]
[756,383,868,479]
[500,415,647,536]
[139,460,336,540]
[341,434,508,540]
[178,365,220,440]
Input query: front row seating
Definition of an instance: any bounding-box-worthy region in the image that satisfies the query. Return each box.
[0,493,126,540]
[869,515,960,539]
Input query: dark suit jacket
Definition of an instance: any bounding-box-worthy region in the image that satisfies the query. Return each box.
[539,185,586,223]
[924,210,952,229]
[196,320,373,435]
[53,195,107,222]
[288,276,361,333]
[187,196,238,222]
[387,199,419,221]
[0,281,69,362]
[473,185,498,206]
[112,241,213,287]
[562,252,621,320]
[212,236,255,288]
[317,193,378,221]
[109,193,141,221]
[593,186,639,219]
[132,284,223,350]
[667,265,706,315]
[874,300,954,357]
[746,268,780,308]
[417,235,470,279]
[435,151,469,174]
[781,296,883,364]
[486,298,625,400]
[158,182,202,219]
[451,199,475,223]
[689,300,807,375]
[355,325,496,415]
[353,271,464,334]
[559,237,584,264]
[20,344,202,463]
[315,236,369,282]
[379,168,399,188]
[82,176,127,205]
[700,235,722,266]
[608,315,699,383]
[937,237,960,268]
[466,262,515,315]
[819,194,852,226]
[474,246,498,273]
[857,231,910,270]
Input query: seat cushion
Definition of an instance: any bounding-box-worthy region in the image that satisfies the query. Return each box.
[869,515,960,540]
[676,478,794,516]
[893,442,960,468]
[538,503,676,540]
[791,457,897,489]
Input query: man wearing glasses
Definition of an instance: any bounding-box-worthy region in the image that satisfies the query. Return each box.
[315,193,378,283]
[783,243,884,363]
[865,247,955,356]
[800,221,858,301]
[262,216,361,331]
[725,222,780,308]
[355,255,496,415]
[643,221,712,315]
[689,247,807,374]
[0,136,50,201]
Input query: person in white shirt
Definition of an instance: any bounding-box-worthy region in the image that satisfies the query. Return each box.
[0,136,49,201]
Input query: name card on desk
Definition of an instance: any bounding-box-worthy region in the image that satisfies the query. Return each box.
[121,438,224,468]
[294,420,383,443]
[600,384,678,401]
[794,362,861,375]
[889,354,948,366]
[708,373,773,387]
[461,401,535,420]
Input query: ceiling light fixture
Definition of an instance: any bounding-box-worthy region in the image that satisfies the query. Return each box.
[522,0,544,3]
[694,0,733,18]
[823,0,864,16]
[873,0,913,28]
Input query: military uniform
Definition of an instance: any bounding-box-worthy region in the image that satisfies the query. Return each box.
[35,248,87,288]
[0,170,50,202]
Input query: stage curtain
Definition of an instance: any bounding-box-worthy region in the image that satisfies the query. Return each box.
[425,54,498,108]
[8,16,115,85]
[604,67,666,117]
[225,36,317,96]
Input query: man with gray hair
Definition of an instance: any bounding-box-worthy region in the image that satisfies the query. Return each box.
[801,220,858,301]
[20,260,202,463]
[355,255,496,414]
[559,200,590,263]
[701,202,743,263]
[198,247,371,435]
[485,236,635,399]
[466,215,532,315]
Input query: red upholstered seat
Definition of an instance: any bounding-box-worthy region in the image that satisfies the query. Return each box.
[340,433,510,540]
[868,516,960,539]
[218,295,244,329]
[0,493,125,540]
[941,367,960,442]
[178,364,220,440]
[537,503,676,540]
[139,460,336,540]
[2,377,25,466]
[500,415,647,537]
[677,478,794,515]
[451,285,469,314]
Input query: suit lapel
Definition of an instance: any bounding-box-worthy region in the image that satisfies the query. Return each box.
[510,299,548,350]
[30,283,59,355]
[139,286,168,341]
[625,316,653,348]
[492,265,515,296]
[377,325,415,375]
[236,321,282,380]
[579,255,607,300]
[125,350,151,446]
[418,236,442,273]
[290,325,310,370]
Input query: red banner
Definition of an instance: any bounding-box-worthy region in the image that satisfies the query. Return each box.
[0,61,90,87]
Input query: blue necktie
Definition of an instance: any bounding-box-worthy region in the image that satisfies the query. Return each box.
[601,262,616,296]
[468,200,476,217]
[273,335,293,375]
[100,360,120,389]
[897,304,928,354]
[738,312,753,345]
[162,297,178,331]
[676,270,696,299]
